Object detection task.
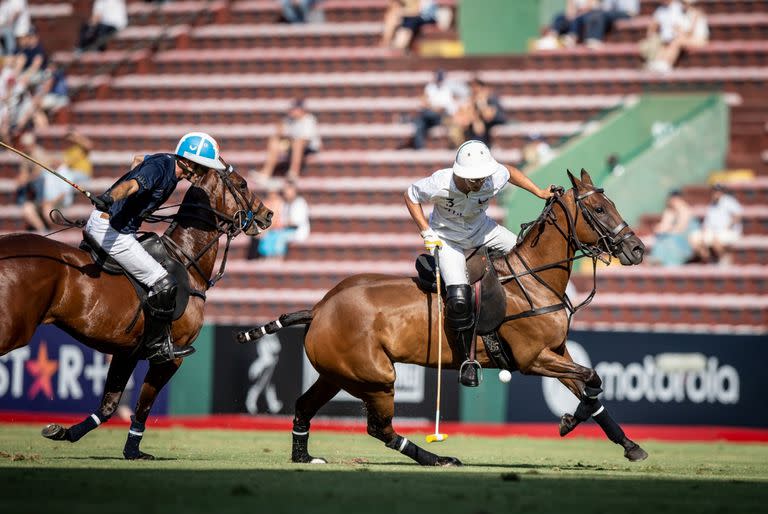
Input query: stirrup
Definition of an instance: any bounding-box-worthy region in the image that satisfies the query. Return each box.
[144,336,195,364]
[459,360,482,387]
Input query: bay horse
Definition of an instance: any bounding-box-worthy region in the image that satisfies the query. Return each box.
[239,169,647,466]
[0,164,272,459]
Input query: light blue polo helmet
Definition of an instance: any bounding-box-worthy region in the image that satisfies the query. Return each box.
[174,132,226,171]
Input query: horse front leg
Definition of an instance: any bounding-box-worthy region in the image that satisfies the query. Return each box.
[123,358,182,460]
[42,353,138,443]
[526,347,648,462]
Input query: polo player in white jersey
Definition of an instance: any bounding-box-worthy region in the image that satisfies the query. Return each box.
[405,140,553,387]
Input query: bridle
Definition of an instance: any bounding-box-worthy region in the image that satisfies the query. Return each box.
[157,163,268,290]
[574,187,635,258]
[495,186,635,325]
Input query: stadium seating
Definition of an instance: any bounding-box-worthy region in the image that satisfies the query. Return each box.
[2,0,764,333]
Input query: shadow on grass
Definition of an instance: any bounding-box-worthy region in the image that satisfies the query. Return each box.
[1,468,765,514]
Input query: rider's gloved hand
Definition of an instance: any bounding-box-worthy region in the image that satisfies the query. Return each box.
[91,191,114,212]
[421,228,443,255]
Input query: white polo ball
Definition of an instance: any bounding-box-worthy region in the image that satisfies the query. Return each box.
[498,369,512,383]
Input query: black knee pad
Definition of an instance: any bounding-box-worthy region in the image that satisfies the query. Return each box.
[446,284,474,331]
[147,274,177,317]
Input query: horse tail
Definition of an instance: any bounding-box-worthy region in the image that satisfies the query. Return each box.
[236,309,313,344]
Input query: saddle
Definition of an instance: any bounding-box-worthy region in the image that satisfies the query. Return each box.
[414,247,516,371]
[80,231,192,321]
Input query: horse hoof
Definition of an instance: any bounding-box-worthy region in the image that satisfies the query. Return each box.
[624,443,648,462]
[559,414,577,437]
[436,456,463,467]
[41,424,69,441]
[124,451,155,461]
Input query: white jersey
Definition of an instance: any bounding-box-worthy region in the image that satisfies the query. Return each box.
[407,164,510,243]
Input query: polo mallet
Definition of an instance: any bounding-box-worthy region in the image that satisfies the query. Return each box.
[0,140,96,200]
[426,244,448,443]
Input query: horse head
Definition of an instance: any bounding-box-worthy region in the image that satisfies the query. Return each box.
[567,169,645,265]
[186,164,273,237]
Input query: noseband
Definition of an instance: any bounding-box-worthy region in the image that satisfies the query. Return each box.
[574,188,635,257]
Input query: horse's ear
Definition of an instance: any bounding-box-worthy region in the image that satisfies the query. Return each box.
[567,169,580,188]
[580,168,594,186]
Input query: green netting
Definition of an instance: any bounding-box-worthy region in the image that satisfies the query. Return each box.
[504,94,728,230]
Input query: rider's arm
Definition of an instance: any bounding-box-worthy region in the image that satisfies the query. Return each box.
[404,191,430,232]
[108,179,140,201]
[506,165,552,200]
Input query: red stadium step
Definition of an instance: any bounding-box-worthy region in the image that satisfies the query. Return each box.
[527,41,768,71]
[67,95,617,126]
[0,149,523,180]
[640,206,768,235]
[230,0,456,24]
[611,13,768,43]
[571,265,768,295]
[574,293,768,326]
[93,67,768,103]
[34,122,582,152]
[639,0,768,16]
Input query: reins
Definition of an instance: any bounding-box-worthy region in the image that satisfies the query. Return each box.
[495,186,630,327]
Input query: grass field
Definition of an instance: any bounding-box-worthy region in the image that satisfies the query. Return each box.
[2,424,767,514]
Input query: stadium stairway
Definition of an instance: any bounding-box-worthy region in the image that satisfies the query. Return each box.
[2,0,765,333]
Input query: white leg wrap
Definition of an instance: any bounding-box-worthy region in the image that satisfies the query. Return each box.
[592,405,605,417]
[244,332,251,342]
[260,326,267,336]
[275,319,283,329]
[90,413,102,426]
[292,430,309,436]
[128,429,144,437]
[398,437,409,452]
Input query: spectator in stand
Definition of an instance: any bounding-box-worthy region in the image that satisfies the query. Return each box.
[11,30,56,134]
[451,77,505,148]
[536,0,598,49]
[607,153,625,177]
[689,184,743,265]
[399,69,468,150]
[521,133,554,169]
[255,179,310,259]
[580,0,639,48]
[0,0,30,55]
[640,0,684,73]
[14,29,46,77]
[381,0,438,52]
[647,190,698,266]
[59,131,93,185]
[259,98,321,181]
[281,0,319,24]
[77,0,128,52]
[647,0,709,73]
[16,131,50,232]
[256,187,286,259]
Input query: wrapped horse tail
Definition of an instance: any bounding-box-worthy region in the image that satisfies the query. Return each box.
[236,309,313,344]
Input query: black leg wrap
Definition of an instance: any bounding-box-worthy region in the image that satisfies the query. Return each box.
[123,416,146,459]
[386,435,439,466]
[583,384,603,399]
[291,431,311,462]
[573,397,600,423]
[593,407,626,445]
[67,412,108,442]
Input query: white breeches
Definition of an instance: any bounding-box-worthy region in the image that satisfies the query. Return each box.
[85,210,168,287]
[436,222,517,286]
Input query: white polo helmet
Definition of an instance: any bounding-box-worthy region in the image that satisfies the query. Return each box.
[452,140,499,179]
[175,132,226,171]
